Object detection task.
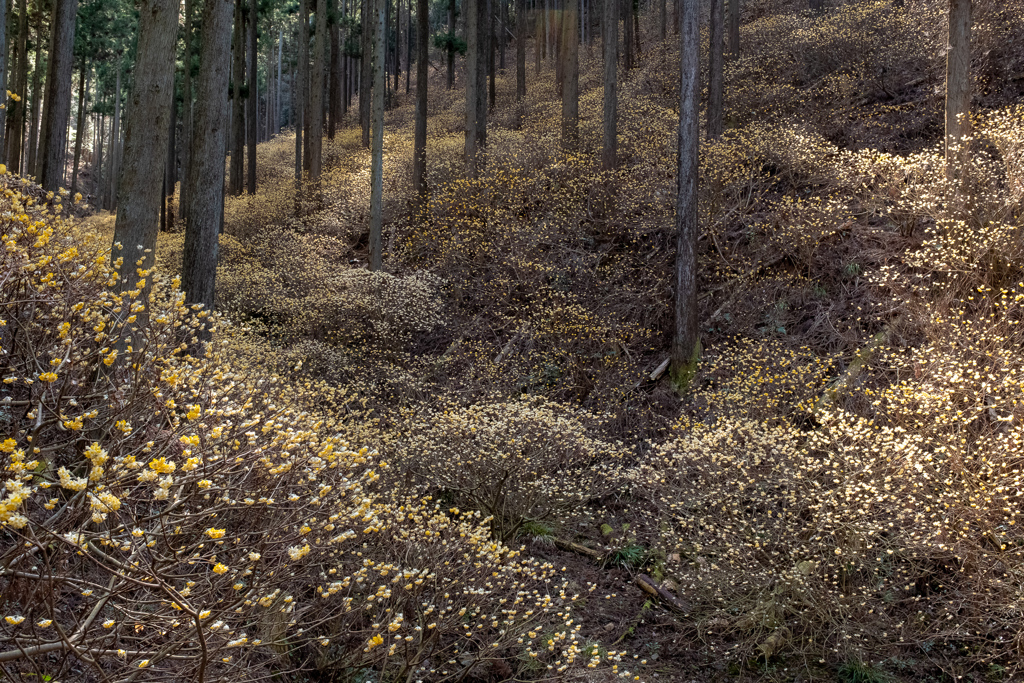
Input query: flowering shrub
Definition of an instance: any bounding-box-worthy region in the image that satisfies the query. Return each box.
[0,177,637,681]
[390,397,627,541]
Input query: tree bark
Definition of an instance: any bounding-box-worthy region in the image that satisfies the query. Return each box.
[369,0,385,270]
[230,0,244,195]
[534,4,542,75]
[27,12,42,178]
[6,0,28,173]
[560,0,578,150]
[165,79,177,230]
[310,0,326,184]
[515,0,525,103]
[728,0,738,57]
[359,0,371,145]
[182,0,233,318]
[447,0,455,89]
[707,0,723,139]
[329,0,341,138]
[672,0,699,380]
[622,0,633,69]
[180,0,194,222]
[602,0,616,169]
[295,0,307,212]
[465,0,479,176]
[106,66,121,210]
[40,0,76,191]
[944,0,971,180]
[0,0,7,161]
[111,0,178,314]
[488,3,495,110]
[247,0,257,194]
[412,0,427,198]
[70,64,86,195]
[659,0,666,40]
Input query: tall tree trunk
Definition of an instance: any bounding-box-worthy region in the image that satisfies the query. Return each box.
[40,0,77,192]
[488,4,495,110]
[476,0,488,148]
[230,0,244,195]
[369,0,384,270]
[27,12,42,178]
[310,0,326,184]
[181,0,194,223]
[412,0,427,198]
[659,0,666,40]
[498,0,505,70]
[110,0,178,313]
[622,0,633,69]
[405,0,411,93]
[728,0,738,56]
[0,0,7,161]
[295,0,307,211]
[70,64,86,195]
[535,0,541,74]
[107,66,121,210]
[945,0,971,182]
[602,0,616,169]
[329,0,341,138]
[165,81,177,230]
[277,27,283,130]
[182,0,233,320]
[465,0,480,176]
[560,0,577,150]
[447,0,455,89]
[247,0,257,194]
[672,0,699,381]
[94,113,103,201]
[6,0,28,173]
[359,0,371,144]
[515,0,525,104]
[707,0,723,139]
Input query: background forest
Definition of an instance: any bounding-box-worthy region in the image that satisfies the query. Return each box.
[1,0,1024,680]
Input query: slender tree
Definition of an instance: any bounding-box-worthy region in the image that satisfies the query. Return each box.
[707,0,723,139]
[728,0,738,56]
[295,0,306,213]
[465,0,480,175]
[230,0,244,195]
[560,0,578,150]
[659,0,665,40]
[329,0,341,138]
[247,0,257,193]
[106,64,121,209]
[622,0,633,69]
[27,11,43,178]
[310,0,326,184]
[368,0,384,270]
[39,0,77,191]
[110,0,178,310]
[411,0,427,197]
[672,0,699,381]
[945,0,971,181]
[6,0,28,173]
[70,64,86,194]
[164,81,176,229]
[602,0,616,169]
[181,0,234,319]
[515,0,525,104]
[180,0,195,222]
[359,0,371,144]
[0,0,7,161]
[447,0,455,88]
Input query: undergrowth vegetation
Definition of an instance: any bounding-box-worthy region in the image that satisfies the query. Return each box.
[4,0,1024,680]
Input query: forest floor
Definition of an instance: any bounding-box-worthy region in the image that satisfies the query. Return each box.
[79,0,1024,679]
